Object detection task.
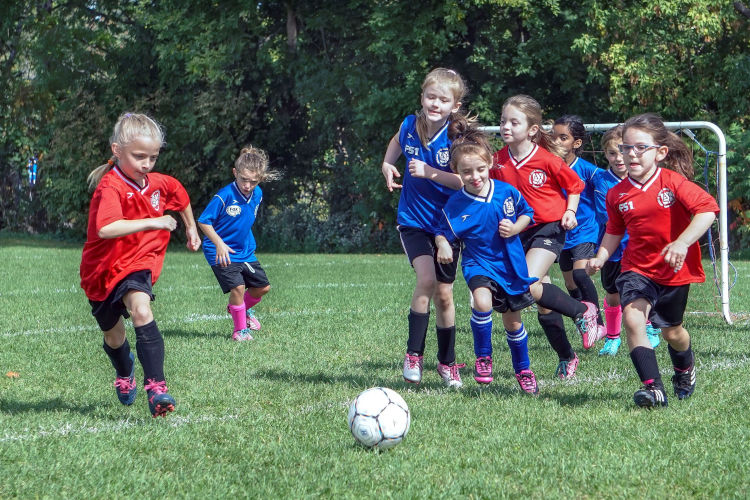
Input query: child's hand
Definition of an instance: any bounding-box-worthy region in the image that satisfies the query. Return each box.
[436,243,453,264]
[661,239,688,272]
[185,227,201,251]
[155,215,178,232]
[498,219,517,238]
[586,257,603,274]
[215,242,235,267]
[408,159,429,178]
[560,210,578,230]
[382,162,402,192]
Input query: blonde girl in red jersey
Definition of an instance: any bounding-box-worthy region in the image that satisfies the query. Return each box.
[490,95,598,379]
[80,112,201,417]
[587,113,718,408]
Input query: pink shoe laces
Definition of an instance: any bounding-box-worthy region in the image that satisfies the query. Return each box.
[114,376,135,392]
[144,379,168,395]
[516,370,538,393]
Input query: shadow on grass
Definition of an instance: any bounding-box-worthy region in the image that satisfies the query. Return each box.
[160,327,227,339]
[0,397,99,415]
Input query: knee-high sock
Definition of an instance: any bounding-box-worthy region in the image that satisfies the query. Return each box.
[538,311,574,360]
[407,310,429,355]
[536,283,587,319]
[668,343,694,371]
[572,269,602,324]
[603,298,622,339]
[135,320,165,384]
[630,346,662,387]
[229,303,247,332]
[244,291,261,310]
[436,325,456,365]
[471,309,493,358]
[103,338,133,377]
[506,324,530,372]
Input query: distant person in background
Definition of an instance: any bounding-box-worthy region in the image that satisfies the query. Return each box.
[380,67,471,388]
[587,113,718,408]
[197,145,279,341]
[80,112,201,417]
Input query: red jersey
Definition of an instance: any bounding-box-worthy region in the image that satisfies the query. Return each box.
[605,168,719,286]
[80,166,190,301]
[491,144,584,225]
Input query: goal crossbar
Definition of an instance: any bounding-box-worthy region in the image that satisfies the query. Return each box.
[480,121,732,324]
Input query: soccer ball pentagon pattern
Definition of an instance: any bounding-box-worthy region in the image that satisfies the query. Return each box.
[348,387,410,449]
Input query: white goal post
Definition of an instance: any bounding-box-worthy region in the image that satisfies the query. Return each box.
[480,122,732,324]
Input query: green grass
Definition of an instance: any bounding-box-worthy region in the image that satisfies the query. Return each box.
[1,234,749,498]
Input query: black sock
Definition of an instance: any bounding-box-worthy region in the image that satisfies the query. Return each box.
[436,325,456,365]
[134,320,165,385]
[407,310,429,356]
[538,312,574,360]
[668,343,694,371]
[537,282,587,319]
[572,269,603,325]
[567,287,583,301]
[630,346,662,386]
[103,338,133,378]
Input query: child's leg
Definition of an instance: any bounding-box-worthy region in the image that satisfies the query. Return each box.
[103,318,132,377]
[603,294,622,339]
[407,255,438,355]
[244,284,270,310]
[663,324,696,399]
[228,285,248,332]
[470,287,493,384]
[572,262,602,325]
[562,269,583,301]
[624,299,667,407]
[434,281,456,365]
[124,290,164,383]
[502,311,528,372]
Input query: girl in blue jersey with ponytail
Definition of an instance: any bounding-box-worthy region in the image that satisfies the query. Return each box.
[381,68,472,388]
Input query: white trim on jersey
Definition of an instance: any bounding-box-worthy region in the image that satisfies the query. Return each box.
[113,166,149,194]
[459,180,495,204]
[508,144,539,170]
[427,121,450,147]
[627,167,662,191]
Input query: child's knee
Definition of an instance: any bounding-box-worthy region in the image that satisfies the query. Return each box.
[129,302,153,324]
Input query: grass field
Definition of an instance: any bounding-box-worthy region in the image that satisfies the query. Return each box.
[1,234,749,498]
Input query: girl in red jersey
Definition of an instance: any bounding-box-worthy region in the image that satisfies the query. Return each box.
[80,112,201,417]
[587,113,718,408]
[490,95,598,380]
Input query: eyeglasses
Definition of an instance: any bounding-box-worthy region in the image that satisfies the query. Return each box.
[618,144,660,155]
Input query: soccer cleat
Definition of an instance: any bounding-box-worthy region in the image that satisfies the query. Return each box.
[232,328,254,342]
[437,362,465,388]
[598,337,621,357]
[597,324,607,342]
[144,379,176,417]
[473,356,493,384]
[672,364,697,400]
[403,353,423,384]
[633,382,668,408]
[646,323,661,348]
[555,353,579,379]
[113,352,137,405]
[515,369,539,395]
[246,308,262,331]
[575,301,600,350]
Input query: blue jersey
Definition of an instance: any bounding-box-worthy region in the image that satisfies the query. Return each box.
[198,182,262,265]
[592,168,627,261]
[396,115,457,233]
[563,157,601,249]
[439,180,537,295]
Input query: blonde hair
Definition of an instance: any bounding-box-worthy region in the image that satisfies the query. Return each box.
[622,113,694,178]
[601,124,624,151]
[502,95,566,158]
[234,145,281,182]
[87,112,165,190]
[449,127,493,173]
[415,68,471,148]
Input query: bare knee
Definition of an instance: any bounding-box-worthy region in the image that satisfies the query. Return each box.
[129,302,154,325]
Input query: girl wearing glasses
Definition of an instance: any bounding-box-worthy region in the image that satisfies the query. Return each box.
[587,113,719,408]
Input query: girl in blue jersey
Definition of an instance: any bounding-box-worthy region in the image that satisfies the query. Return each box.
[198,146,280,341]
[592,126,661,356]
[381,68,471,388]
[552,115,606,348]
[435,128,539,394]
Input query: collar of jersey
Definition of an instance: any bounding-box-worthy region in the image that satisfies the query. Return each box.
[627,167,661,191]
[460,179,494,203]
[427,121,450,147]
[231,181,254,202]
[113,166,149,193]
[606,169,625,183]
[508,144,538,169]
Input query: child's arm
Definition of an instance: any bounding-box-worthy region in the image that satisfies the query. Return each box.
[98,216,177,239]
[382,133,403,192]
[586,232,623,274]
[560,193,580,230]
[661,212,716,272]
[179,203,202,251]
[197,222,235,267]
[435,235,454,264]
[498,215,531,238]
[408,159,463,190]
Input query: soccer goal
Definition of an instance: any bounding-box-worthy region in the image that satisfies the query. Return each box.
[480,121,733,325]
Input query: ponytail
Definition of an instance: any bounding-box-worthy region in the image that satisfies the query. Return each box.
[87,157,115,191]
[623,113,693,179]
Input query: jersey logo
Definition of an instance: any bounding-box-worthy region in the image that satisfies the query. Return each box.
[529,169,547,188]
[404,145,419,157]
[407,133,415,140]
[461,214,471,222]
[503,197,516,217]
[127,192,134,199]
[150,190,160,211]
[226,204,241,217]
[657,188,675,208]
[542,239,553,247]
[435,147,450,168]
[618,200,634,213]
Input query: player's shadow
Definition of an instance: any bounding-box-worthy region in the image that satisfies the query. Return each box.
[254,361,400,390]
[0,397,99,416]
[160,327,226,339]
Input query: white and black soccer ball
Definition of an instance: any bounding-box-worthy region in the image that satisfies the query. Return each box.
[348,387,410,450]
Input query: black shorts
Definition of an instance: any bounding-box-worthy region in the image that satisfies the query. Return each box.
[616,271,690,328]
[398,226,460,284]
[559,242,597,272]
[211,260,271,294]
[467,275,535,313]
[89,270,154,332]
[519,221,566,257]
[600,260,622,295]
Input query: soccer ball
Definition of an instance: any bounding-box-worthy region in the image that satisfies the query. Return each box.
[348,387,410,450]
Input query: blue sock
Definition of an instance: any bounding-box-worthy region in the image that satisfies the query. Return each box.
[471,309,493,357]
[506,324,530,372]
